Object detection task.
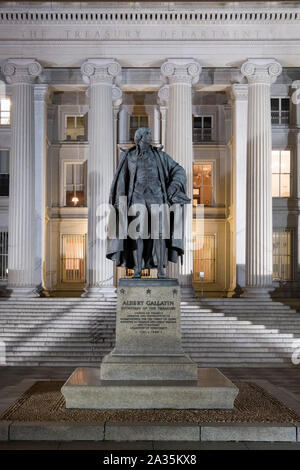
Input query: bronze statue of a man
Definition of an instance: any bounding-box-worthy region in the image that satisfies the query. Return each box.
[106,127,190,278]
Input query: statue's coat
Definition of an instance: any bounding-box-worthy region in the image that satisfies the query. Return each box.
[106,145,189,269]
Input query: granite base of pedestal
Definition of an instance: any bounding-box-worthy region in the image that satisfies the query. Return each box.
[100,353,198,381]
[61,367,239,410]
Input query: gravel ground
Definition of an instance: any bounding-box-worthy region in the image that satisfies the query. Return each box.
[1,380,299,423]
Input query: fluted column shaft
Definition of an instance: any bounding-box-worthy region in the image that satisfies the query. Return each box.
[81,59,121,297]
[34,84,49,291]
[2,59,43,295]
[231,84,248,290]
[161,59,201,286]
[241,59,282,296]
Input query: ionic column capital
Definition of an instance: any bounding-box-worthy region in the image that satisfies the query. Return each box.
[161,59,201,85]
[241,58,282,85]
[292,80,300,90]
[2,59,43,85]
[112,85,122,107]
[158,85,169,106]
[81,59,121,86]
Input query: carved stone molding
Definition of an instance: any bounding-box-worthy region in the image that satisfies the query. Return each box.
[81,59,121,86]
[157,85,169,106]
[241,58,282,85]
[231,83,248,101]
[34,84,50,102]
[2,59,43,84]
[161,59,201,85]
[112,85,122,106]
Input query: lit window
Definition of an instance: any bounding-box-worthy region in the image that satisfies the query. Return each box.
[271,98,290,125]
[193,163,213,206]
[273,230,294,281]
[0,98,11,126]
[65,115,87,141]
[61,234,86,282]
[0,150,9,197]
[0,230,8,280]
[193,116,212,142]
[129,115,148,141]
[193,234,216,282]
[272,150,291,197]
[64,162,86,207]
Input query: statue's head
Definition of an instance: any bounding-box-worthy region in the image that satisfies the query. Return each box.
[134,127,152,146]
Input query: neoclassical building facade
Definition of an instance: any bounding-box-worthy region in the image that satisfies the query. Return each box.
[0,1,300,298]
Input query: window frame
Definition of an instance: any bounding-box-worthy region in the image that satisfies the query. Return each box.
[271,97,290,126]
[193,115,213,143]
[0,97,11,127]
[193,233,216,283]
[60,233,87,283]
[272,149,292,198]
[0,229,8,281]
[273,228,295,282]
[0,149,9,198]
[61,160,87,207]
[129,114,149,142]
[64,114,87,142]
[193,160,215,207]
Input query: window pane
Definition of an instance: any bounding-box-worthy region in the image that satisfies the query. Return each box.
[76,116,84,128]
[272,174,280,197]
[66,116,75,129]
[66,164,74,184]
[193,234,215,282]
[203,165,212,185]
[281,151,290,173]
[75,164,84,185]
[0,150,9,173]
[203,116,212,128]
[202,186,211,206]
[272,151,280,173]
[194,117,202,129]
[281,98,290,111]
[0,174,9,196]
[280,174,290,197]
[273,230,293,281]
[130,116,138,128]
[271,98,279,110]
[140,116,148,127]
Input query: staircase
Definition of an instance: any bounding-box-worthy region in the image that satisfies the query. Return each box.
[0,296,299,367]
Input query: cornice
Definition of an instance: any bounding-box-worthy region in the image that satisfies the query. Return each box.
[1,5,300,26]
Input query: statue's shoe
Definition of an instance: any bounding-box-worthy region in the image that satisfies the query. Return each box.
[132,270,142,279]
[157,269,167,279]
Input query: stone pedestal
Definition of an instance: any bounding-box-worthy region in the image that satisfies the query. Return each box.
[62,279,238,409]
[101,279,198,381]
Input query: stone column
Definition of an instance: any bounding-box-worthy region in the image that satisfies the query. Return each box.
[34,84,49,292]
[112,86,122,169]
[81,59,121,297]
[292,81,300,287]
[157,85,168,149]
[161,59,201,287]
[241,59,282,297]
[231,84,248,292]
[2,59,43,296]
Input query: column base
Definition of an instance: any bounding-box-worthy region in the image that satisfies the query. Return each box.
[4,286,41,298]
[242,286,273,298]
[81,286,117,299]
